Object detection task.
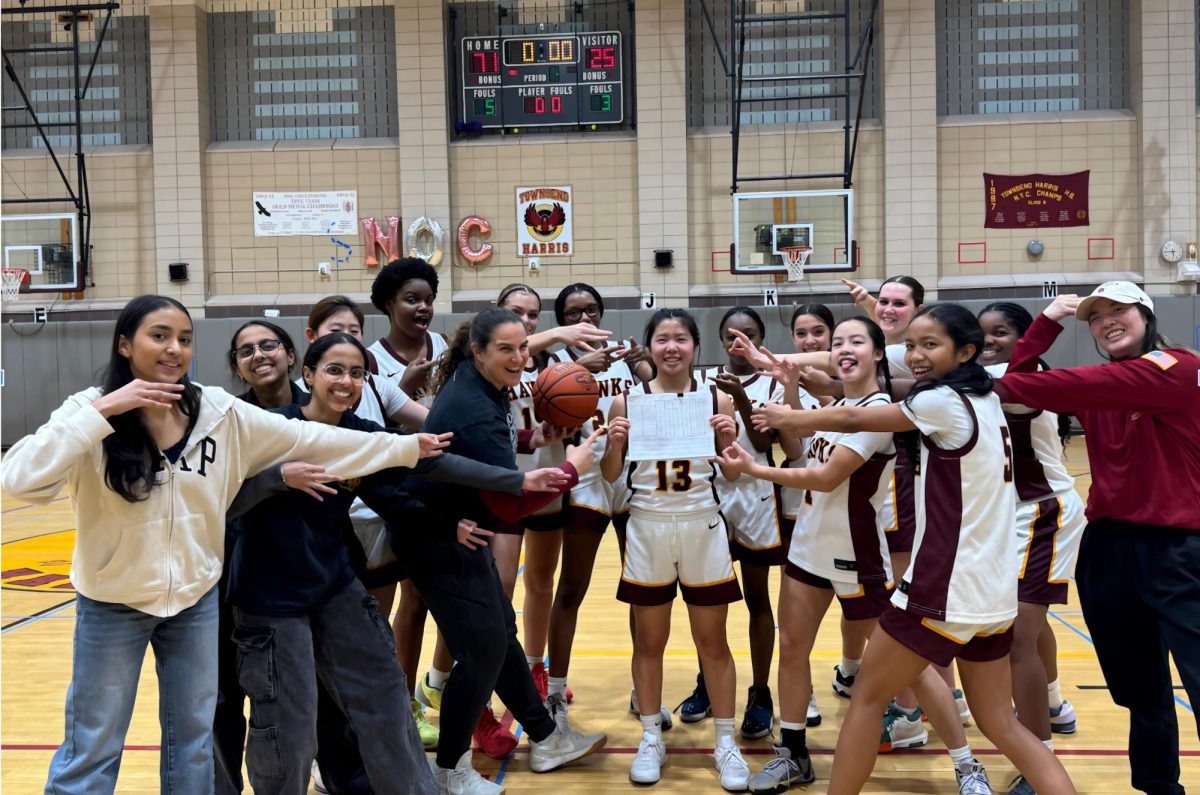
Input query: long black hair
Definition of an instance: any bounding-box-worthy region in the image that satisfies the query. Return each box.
[101,295,202,503]
[227,320,298,381]
[904,304,993,408]
[979,302,1073,444]
[431,307,525,395]
[836,316,893,399]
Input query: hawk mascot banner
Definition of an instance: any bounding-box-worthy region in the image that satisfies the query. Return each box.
[516,186,573,257]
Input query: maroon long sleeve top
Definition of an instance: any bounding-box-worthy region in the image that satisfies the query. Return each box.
[995,313,1200,530]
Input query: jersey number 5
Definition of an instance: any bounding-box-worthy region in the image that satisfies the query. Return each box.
[1000,426,1013,483]
[656,460,692,492]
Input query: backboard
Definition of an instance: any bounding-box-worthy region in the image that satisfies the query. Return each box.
[0,213,82,293]
[731,189,855,275]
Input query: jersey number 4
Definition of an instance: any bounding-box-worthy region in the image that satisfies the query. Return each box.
[656,460,692,492]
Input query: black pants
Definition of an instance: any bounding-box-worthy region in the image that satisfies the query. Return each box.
[401,535,557,769]
[214,565,247,795]
[1077,519,1200,795]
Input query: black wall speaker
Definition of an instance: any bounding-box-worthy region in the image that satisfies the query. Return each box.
[654,249,673,268]
[168,263,189,282]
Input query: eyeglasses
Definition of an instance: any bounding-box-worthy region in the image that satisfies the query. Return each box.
[563,304,601,322]
[235,339,284,359]
[320,363,367,382]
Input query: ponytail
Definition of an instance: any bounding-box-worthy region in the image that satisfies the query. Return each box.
[430,320,472,396]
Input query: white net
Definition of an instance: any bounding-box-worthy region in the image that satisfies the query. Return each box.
[2,269,26,302]
[780,246,811,282]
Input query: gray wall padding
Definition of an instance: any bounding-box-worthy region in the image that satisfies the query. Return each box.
[3,296,1198,446]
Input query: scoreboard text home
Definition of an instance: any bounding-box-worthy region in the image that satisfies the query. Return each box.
[461,32,624,128]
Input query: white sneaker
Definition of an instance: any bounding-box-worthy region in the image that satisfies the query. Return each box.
[528,720,607,773]
[954,759,992,795]
[806,694,822,727]
[630,732,666,784]
[715,737,751,791]
[311,760,328,794]
[1049,699,1077,734]
[433,750,505,795]
[630,688,674,730]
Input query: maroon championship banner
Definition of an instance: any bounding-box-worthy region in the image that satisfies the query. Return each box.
[984,171,1089,228]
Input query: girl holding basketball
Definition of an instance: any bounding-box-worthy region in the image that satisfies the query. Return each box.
[601,308,748,789]
[754,304,1076,795]
[1,295,448,795]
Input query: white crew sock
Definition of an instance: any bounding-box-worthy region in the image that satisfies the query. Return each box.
[640,714,663,738]
[527,654,542,668]
[839,656,862,677]
[548,676,568,697]
[1047,678,1063,709]
[1043,738,1054,752]
[948,744,973,767]
[714,717,736,745]
[427,666,451,689]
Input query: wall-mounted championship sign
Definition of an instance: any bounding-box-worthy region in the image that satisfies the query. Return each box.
[253,191,357,236]
[516,186,572,257]
[984,172,1089,229]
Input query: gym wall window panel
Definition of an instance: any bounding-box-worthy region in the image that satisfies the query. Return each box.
[978,25,1080,41]
[977,0,1079,14]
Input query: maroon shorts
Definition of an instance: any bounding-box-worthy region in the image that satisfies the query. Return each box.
[885,464,916,554]
[493,508,566,536]
[566,503,615,534]
[784,562,891,621]
[1017,497,1070,605]
[731,538,786,567]
[879,605,1014,668]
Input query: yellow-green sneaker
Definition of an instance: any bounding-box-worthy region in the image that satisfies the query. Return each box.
[412,700,439,749]
[416,673,444,713]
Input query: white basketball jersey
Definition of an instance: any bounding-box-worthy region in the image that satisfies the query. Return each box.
[626,380,721,515]
[787,393,896,585]
[369,332,448,405]
[564,345,639,489]
[895,387,1018,623]
[778,387,824,519]
[507,352,566,515]
[698,366,779,501]
[985,363,1075,503]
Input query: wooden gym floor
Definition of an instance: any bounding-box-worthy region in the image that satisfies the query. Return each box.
[2,458,1197,793]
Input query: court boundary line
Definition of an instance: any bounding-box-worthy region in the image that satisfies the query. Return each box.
[1,598,75,632]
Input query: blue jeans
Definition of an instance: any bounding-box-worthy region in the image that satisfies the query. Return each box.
[45,587,219,795]
[233,579,437,795]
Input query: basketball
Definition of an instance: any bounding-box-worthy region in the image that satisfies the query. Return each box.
[533,362,600,429]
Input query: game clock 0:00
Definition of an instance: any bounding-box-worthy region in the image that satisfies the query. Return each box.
[460,32,623,129]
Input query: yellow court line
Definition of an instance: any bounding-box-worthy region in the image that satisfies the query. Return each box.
[570,649,1098,659]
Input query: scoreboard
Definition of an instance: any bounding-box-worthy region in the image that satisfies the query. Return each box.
[460,32,623,128]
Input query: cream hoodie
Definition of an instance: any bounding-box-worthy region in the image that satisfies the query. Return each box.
[1,385,420,617]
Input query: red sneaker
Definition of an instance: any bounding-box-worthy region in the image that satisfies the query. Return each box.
[472,708,517,760]
[530,661,575,703]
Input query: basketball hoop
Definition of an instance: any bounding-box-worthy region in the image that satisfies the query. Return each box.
[2,268,28,303]
[779,246,811,282]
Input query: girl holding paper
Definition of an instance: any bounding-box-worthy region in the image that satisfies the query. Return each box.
[601,308,746,790]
